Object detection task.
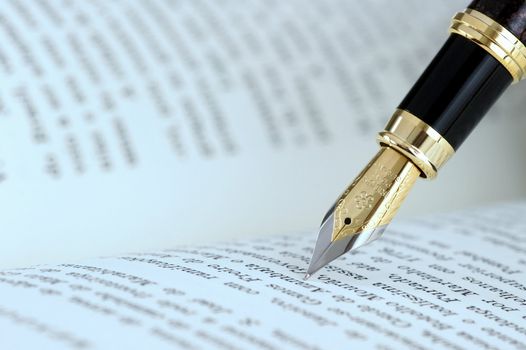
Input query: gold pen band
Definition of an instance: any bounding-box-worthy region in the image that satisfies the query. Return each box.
[449,8,526,83]
[377,109,455,179]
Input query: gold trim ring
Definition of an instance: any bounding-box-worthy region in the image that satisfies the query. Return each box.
[377,109,455,179]
[449,8,526,83]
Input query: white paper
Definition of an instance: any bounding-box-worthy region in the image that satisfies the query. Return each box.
[1,0,526,267]
[1,202,525,349]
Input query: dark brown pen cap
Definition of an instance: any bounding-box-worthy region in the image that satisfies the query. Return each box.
[468,0,526,43]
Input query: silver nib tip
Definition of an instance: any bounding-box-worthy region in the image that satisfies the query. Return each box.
[306,211,388,277]
[303,273,311,281]
[305,211,337,278]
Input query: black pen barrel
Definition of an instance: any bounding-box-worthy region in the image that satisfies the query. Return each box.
[398,36,511,150]
[397,0,526,150]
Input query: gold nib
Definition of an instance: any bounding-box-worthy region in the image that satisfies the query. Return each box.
[305,109,455,278]
[305,147,420,278]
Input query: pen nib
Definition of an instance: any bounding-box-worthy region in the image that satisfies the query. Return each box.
[305,212,387,278]
[305,147,421,277]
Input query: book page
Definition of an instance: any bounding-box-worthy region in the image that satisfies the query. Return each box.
[1,0,526,267]
[1,202,525,349]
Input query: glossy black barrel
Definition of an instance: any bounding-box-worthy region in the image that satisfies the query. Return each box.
[398,35,512,149]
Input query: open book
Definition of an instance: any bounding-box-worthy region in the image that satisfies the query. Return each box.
[2,202,526,349]
[1,0,526,268]
[1,0,526,348]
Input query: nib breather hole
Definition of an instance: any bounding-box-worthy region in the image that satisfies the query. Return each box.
[344,217,352,225]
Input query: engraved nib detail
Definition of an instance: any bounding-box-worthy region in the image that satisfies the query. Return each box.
[305,147,421,279]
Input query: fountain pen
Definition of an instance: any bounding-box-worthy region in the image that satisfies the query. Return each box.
[305,0,526,279]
